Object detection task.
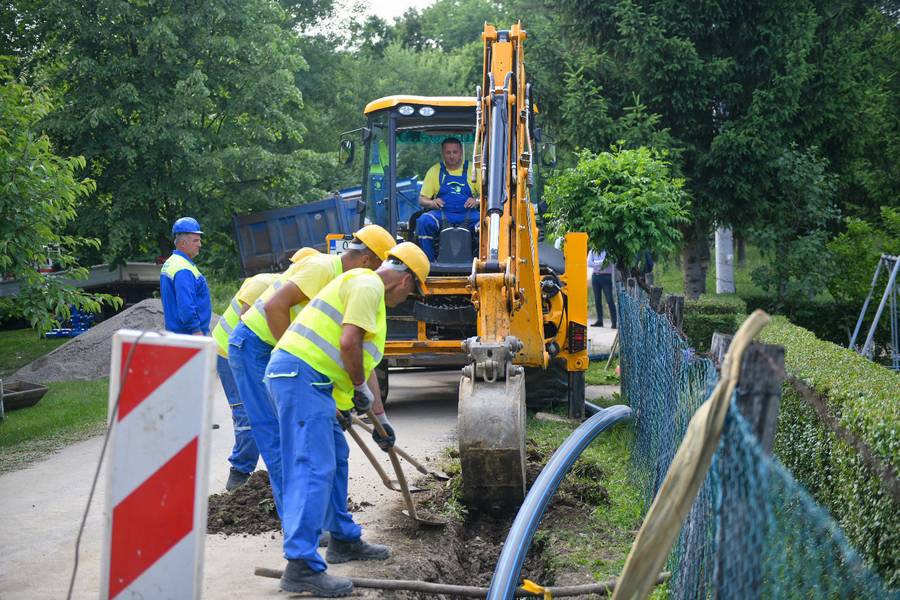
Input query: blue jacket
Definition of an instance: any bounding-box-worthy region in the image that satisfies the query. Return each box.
[160,250,212,335]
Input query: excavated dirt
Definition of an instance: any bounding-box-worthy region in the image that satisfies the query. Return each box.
[222,439,611,598]
[11,299,218,384]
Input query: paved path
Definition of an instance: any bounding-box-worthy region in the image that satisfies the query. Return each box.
[0,324,618,598]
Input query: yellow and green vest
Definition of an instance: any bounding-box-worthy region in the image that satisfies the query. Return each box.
[276,270,386,410]
[211,273,277,357]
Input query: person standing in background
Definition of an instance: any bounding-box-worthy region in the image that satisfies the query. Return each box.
[588,249,617,329]
[160,217,211,336]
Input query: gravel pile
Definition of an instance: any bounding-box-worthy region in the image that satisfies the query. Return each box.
[12,299,218,384]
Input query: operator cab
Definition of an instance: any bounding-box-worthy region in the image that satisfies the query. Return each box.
[348,96,479,274]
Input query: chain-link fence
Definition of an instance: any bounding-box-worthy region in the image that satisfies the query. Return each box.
[617,285,896,599]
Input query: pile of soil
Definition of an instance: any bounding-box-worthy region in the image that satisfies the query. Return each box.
[208,471,281,536]
[11,299,218,384]
[207,470,372,536]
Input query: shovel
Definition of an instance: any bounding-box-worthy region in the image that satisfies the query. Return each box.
[352,416,450,480]
[366,410,446,527]
[345,424,423,493]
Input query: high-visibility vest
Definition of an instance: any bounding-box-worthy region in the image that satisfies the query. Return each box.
[276,269,386,410]
[161,253,200,279]
[211,273,277,357]
[241,252,342,347]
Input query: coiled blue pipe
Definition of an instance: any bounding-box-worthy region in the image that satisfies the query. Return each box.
[487,404,634,600]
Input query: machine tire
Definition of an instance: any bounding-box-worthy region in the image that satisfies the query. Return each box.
[374,361,389,406]
[523,358,569,410]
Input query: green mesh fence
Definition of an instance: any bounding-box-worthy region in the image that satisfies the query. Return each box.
[616,286,897,599]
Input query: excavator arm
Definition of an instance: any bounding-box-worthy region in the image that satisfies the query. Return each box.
[459,23,588,511]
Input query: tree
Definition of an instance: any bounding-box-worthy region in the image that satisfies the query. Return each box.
[0,61,119,332]
[545,146,689,280]
[749,145,839,304]
[38,0,331,270]
[827,206,900,305]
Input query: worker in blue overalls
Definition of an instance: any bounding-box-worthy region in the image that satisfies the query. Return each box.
[160,217,211,336]
[415,137,480,261]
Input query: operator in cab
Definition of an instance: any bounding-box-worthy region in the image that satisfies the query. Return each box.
[415,137,480,262]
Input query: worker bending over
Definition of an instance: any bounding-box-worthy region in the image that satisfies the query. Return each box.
[415,137,480,261]
[160,217,211,335]
[210,273,277,491]
[227,225,395,517]
[266,242,429,597]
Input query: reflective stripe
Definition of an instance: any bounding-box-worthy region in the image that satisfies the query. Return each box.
[310,298,343,326]
[218,315,234,334]
[253,298,266,316]
[234,426,252,432]
[230,298,241,314]
[273,280,283,290]
[288,322,345,367]
[363,341,383,364]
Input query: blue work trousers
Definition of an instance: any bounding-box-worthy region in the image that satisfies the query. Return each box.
[227,322,283,517]
[265,349,362,570]
[216,355,260,474]
[415,209,477,261]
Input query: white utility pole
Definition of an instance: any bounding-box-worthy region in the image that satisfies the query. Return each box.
[715,227,736,294]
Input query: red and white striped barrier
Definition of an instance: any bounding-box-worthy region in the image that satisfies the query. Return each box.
[101,330,216,600]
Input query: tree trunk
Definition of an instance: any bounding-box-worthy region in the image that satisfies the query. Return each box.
[715,227,736,294]
[683,229,709,300]
[736,235,746,267]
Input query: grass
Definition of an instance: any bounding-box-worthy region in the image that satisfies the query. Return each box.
[528,407,645,582]
[0,329,67,378]
[0,378,109,473]
[586,357,619,386]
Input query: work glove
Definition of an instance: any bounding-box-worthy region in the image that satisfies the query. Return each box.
[371,413,396,452]
[336,409,352,431]
[352,382,375,413]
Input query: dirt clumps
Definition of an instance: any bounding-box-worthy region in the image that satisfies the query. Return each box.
[208,471,280,536]
[11,298,219,384]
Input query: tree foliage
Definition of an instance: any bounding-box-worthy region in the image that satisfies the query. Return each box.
[827,207,900,305]
[545,146,689,275]
[38,0,330,267]
[0,61,120,332]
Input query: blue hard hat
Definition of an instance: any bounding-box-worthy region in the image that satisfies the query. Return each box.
[172,217,203,236]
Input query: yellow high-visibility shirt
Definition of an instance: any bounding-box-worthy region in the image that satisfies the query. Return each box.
[340,273,384,333]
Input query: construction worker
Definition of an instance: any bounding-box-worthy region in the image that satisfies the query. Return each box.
[210,272,278,491]
[266,242,430,597]
[227,225,396,518]
[160,217,211,335]
[416,137,480,261]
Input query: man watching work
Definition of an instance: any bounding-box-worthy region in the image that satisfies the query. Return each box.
[415,137,480,262]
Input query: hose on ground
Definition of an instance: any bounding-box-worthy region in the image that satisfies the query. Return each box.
[487,405,634,600]
[254,567,669,597]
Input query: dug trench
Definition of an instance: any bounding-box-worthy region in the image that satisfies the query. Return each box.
[208,438,614,598]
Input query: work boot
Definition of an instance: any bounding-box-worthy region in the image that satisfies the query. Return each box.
[225,467,251,492]
[280,559,352,597]
[326,537,390,564]
[319,531,330,547]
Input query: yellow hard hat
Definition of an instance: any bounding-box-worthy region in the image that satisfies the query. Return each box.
[290,247,319,263]
[385,242,430,295]
[351,225,396,261]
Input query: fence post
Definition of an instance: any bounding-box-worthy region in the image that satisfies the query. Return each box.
[664,294,684,329]
[649,286,663,312]
[626,277,637,297]
[708,331,785,453]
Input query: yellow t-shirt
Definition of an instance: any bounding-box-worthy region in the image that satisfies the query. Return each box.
[340,271,384,332]
[420,162,481,199]
[236,273,277,308]
[285,254,343,301]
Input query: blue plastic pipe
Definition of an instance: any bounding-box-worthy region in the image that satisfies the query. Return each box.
[487,405,634,600]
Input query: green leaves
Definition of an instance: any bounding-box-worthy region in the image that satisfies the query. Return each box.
[545,146,689,274]
[0,61,118,332]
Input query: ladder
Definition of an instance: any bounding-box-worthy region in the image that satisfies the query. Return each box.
[849,254,900,370]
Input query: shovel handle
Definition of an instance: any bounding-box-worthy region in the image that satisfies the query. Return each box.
[352,416,430,475]
[345,424,396,492]
[367,411,418,519]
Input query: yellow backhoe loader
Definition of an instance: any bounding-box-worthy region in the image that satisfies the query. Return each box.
[337,23,589,511]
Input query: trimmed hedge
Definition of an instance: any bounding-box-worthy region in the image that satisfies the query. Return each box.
[682,294,747,352]
[759,317,899,587]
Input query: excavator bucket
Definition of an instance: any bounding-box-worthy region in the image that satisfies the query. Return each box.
[458,364,527,510]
